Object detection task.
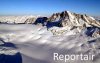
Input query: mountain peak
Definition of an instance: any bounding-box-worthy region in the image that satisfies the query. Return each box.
[49,10,100,27]
[45,11,100,36]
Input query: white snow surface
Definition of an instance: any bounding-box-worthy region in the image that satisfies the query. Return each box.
[0,24,100,63]
[0,15,36,23]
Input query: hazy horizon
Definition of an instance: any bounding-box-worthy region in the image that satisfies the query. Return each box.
[0,0,100,16]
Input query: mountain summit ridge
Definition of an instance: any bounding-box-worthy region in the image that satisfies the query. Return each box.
[48,11,100,27]
[0,10,100,28]
[46,11,100,36]
[0,11,100,37]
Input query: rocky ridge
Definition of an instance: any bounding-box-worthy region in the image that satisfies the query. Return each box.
[0,11,100,37]
[47,11,100,36]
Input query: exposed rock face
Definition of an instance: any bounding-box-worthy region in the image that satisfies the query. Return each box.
[24,17,36,24]
[34,17,48,26]
[0,11,99,37]
[48,11,100,36]
[49,11,100,27]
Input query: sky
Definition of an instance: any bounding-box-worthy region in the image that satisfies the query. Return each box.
[0,0,100,16]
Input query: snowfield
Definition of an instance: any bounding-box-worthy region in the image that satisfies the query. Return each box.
[0,24,100,63]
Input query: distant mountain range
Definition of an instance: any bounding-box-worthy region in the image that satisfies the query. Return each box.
[0,11,100,37]
[93,16,100,21]
[0,11,100,26]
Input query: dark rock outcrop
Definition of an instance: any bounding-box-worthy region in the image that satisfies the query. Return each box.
[34,17,48,26]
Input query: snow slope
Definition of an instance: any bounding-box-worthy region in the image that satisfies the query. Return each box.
[0,16,36,24]
[0,24,100,63]
[0,11,100,63]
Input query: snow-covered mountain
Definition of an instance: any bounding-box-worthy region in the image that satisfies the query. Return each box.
[0,11,100,27]
[0,15,37,24]
[0,11,100,63]
[45,11,100,37]
[0,11,99,37]
[48,11,100,27]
